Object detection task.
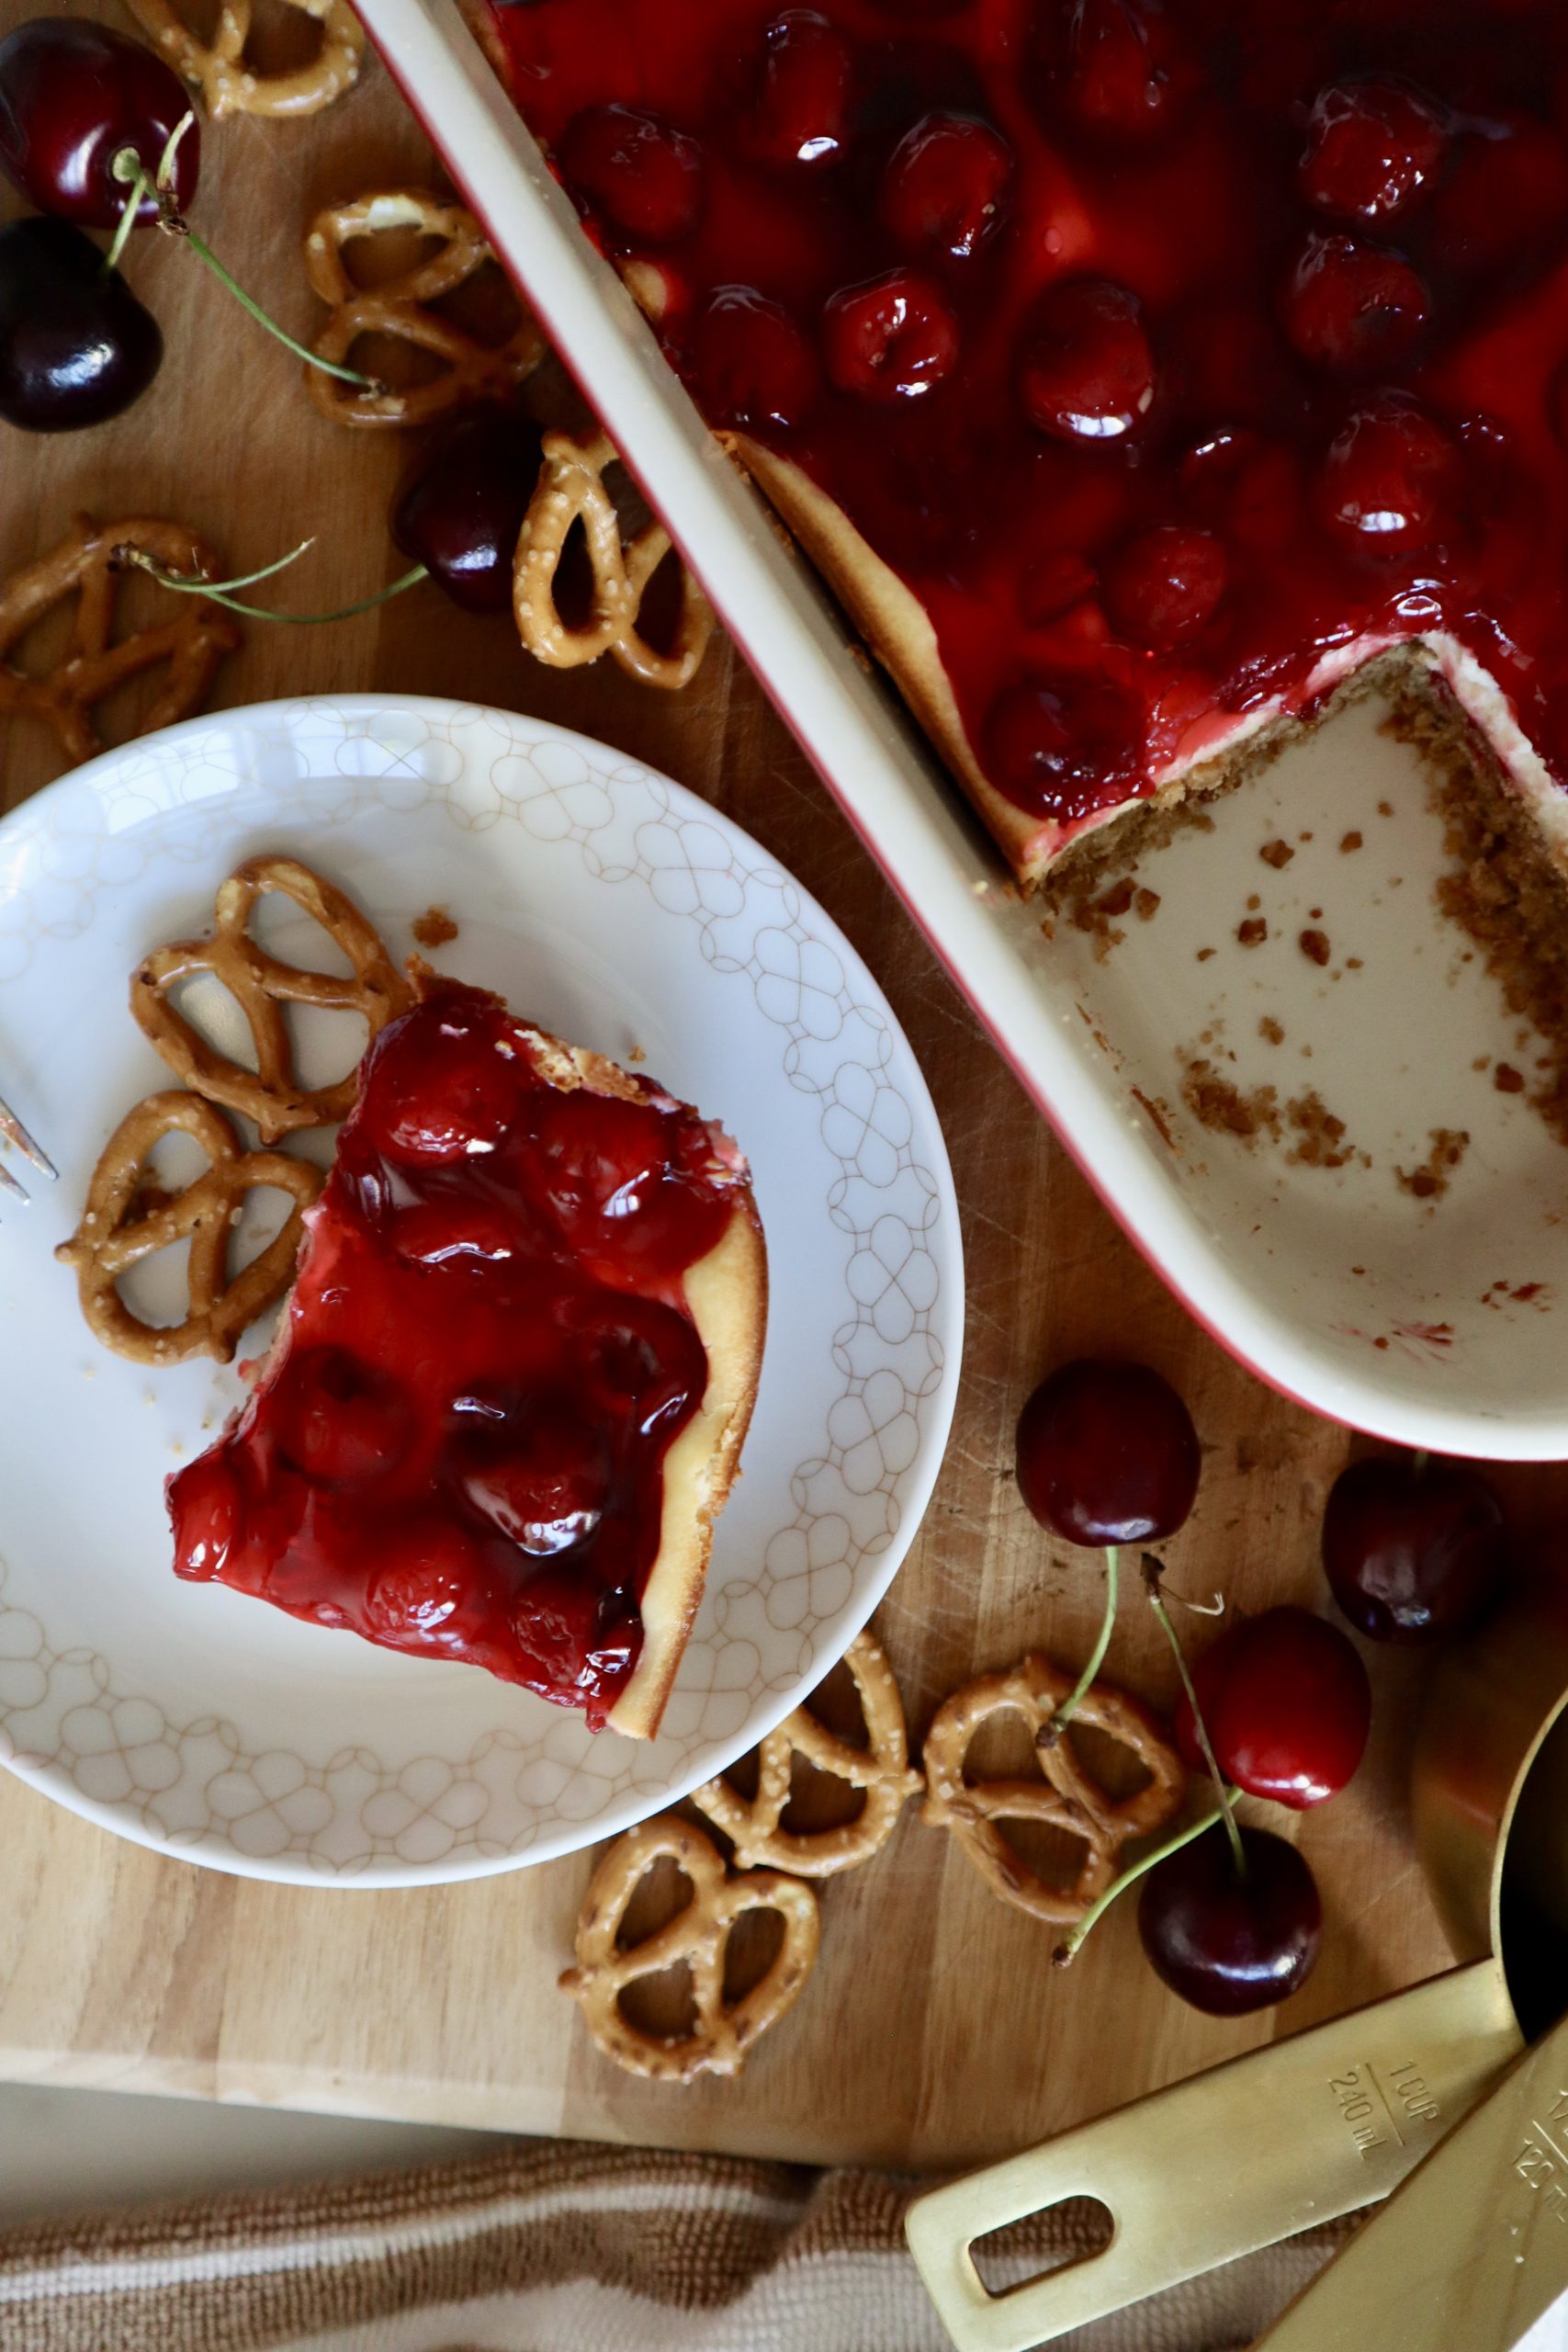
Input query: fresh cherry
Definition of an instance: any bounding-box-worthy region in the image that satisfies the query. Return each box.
[879,111,1013,264]
[1016,1359,1200,1547]
[1138,1823,1322,2015]
[1322,1453,1506,1643]
[390,406,544,614]
[691,287,820,432]
[744,11,853,170]
[0,216,161,431]
[985,673,1144,820]
[1175,1606,1371,1808]
[822,267,958,402]
[1280,232,1428,376]
[1044,0,1189,146]
[559,104,704,244]
[1314,393,1464,559]
[1105,525,1226,650]
[1017,277,1155,445]
[1298,75,1446,225]
[0,17,199,228]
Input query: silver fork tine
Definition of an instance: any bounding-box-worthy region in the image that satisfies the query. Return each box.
[0,1157,29,1204]
[0,1092,55,1182]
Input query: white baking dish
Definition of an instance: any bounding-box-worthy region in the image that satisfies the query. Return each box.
[355,0,1568,1459]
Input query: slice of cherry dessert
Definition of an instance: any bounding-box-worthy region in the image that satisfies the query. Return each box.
[167,977,766,1737]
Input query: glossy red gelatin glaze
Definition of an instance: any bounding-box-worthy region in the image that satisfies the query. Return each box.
[485,0,1568,842]
[167,982,742,1729]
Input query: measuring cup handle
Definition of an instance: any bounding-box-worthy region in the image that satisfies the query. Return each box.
[905,1961,1519,2352]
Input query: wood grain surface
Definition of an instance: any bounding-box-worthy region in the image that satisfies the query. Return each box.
[2,6,1566,2173]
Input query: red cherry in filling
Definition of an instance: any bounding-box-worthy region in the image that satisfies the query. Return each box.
[275,1347,412,1486]
[985,673,1145,821]
[0,216,161,431]
[1174,1606,1371,1808]
[558,104,704,244]
[822,268,958,402]
[365,1517,481,1642]
[358,1006,517,1166]
[1138,1824,1322,2015]
[1016,1358,1200,1547]
[571,1295,708,1438]
[1428,117,1568,277]
[1322,1453,1506,1643]
[389,1196,520,1268]
[510,1565,633,1719]
[744,11,852,170]
[1314,394,1463,559]
[532,1094,671,1231]
[168,1450,240,1582]
[390,406,545,616]
[461,1406,607,1555]
[1047,0,1186,146]
[0,17,200,229]
[692,287,820,433]
[1180,430,1303,555]
[879,111,1013,264]
[1280,233,1428,377]
[1105,525,1226,650]
[1298,76,1446,226]
[1018,277,1155,445]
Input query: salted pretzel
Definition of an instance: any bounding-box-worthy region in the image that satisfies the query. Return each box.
[693,1631,922,1876]
[130,856,412,1143]
[0,515,239,771]
[304,191,545,427]
[57,1091,321,1366]
[514,428,715,691]
[921,1653,1185,1926]
[560,1816,819,2081]
[122,0,364,119]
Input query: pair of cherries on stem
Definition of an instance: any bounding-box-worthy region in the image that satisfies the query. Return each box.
[0,17,376,431]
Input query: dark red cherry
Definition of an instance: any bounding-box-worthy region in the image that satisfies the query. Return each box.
[986,674,1145,820]
[822,268,958,401]
[879,111,1013,264]
[1315,394,1464,558]
[1018,277,1155,445]
[1105,525,1226,650]
[570,1295,708,1438]
[1174,1607,1371,1808]
[1428,116,1568,277]
[358,1004,517,1165]
[1020,549,1099,628]
[366,1516,483,1644]
[1016,1358,1200,1547]
[1280,233,1428,376]
[692,287,820,432]
[0,217,161,431]
[0,17,199,230]
[276,1347,413,1487]
[1047,0,1187,146]
[1299,76,1446,225]
[390,407,544,615]
[1180,429,1304,555]
[744,11,852,169]
[559,104,704,243]
[531,1093,671,1230]
[461,1406,607,1555]
[1139,1825,1322,2015]
[167,1450,239,1581]
[1322,1453,1506,1643]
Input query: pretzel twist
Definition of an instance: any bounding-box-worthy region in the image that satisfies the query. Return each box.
[304,191,545,427]
[514,428,714,691]
[560,1816,818,2080]
[0,514,240,770]
[921,1653,1186,1925]
[121,0,364,118]
[693,1631,922,1876]
[56,1091,321,1365]
[130,856,412,1143]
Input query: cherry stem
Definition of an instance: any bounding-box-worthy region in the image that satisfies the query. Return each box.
[1053,1788,1242,1968]
[106,144,385,393]
[1142,1553,1247,1881]
[1039,1544,1119,1750]
[115,542,428,625]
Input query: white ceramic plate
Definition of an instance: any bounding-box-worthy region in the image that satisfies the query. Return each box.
[0,695,962,1884]
[359,0,1568,1455]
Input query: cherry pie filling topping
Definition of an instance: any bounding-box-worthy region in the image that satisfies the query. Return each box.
[167,983,746,1729]
[486,0,1568,850]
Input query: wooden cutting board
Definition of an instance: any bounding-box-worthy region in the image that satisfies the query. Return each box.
[3,6,1566,2173]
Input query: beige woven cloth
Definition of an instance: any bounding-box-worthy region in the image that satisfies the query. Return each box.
[0,2136,1355,2352]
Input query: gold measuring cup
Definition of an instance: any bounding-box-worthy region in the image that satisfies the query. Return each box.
[905,1577,1568,2352]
